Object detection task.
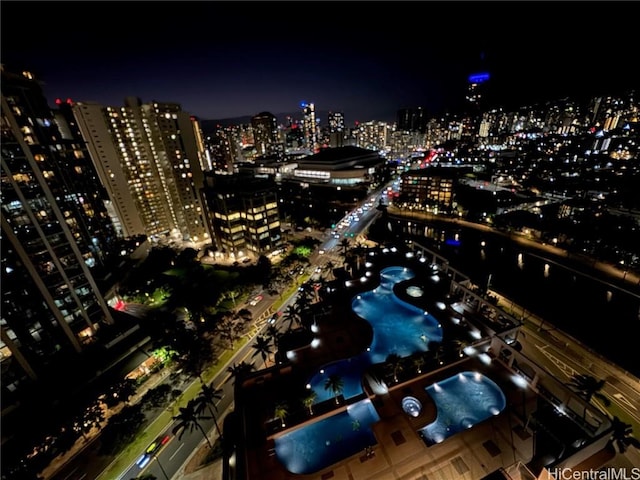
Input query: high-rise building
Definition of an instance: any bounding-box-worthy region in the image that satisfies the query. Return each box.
[301,102,318,152]
[397,107,429,133]
[466,72,491,112]
[1,67,119,406]
[251,111,282,158]
[327,111,345,148]
[398,167,460,214]
[202,173,282,259]
[355,121,390,151]
[72,97,211,243]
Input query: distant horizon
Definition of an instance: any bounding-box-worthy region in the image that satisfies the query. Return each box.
[3,3,638,123]
[198,85,635,129]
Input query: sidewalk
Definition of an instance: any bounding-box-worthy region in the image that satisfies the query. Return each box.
[40,367,173,480]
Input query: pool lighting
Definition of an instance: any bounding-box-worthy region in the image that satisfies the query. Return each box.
[452,317,461,325]
[360,276,367,282]
[382,248,389,253]
[433,383,442,393]
[458,373,467,382]
[357,295,362,299]
[490,407,501,416]
[365,271,372,277]
[311,323,319,333]
[345,280,353,287]
[419,257,427,263]
[511,373,528,389]
[365,261,373,267]
[436,301,446,310]
[311,338,321,348]
[306,383,311,389]
[474,372,483,381]
[430,274,440,282]
[405,252,414,258]
[391,247,397,253]
[423,311,429,315]
[463,346,477,356]
[469,329,482,339]
[478,353,492,365]
[286,350,297,361]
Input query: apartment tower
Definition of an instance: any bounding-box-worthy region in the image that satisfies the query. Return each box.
[1,67,118,406]
[72,97,211,243]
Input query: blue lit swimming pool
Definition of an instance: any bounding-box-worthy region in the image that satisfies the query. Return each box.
[419,371,506,445]
[352,266,443,364]
[274,399,380,474]
[307,266,443,403]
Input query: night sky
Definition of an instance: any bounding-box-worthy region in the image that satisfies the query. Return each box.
[2,2,638,124]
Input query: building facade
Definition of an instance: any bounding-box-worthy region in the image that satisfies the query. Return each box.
[202,173,282,260]
[251,111,282,159]
[1,67,118,405]
[72,97,211,243]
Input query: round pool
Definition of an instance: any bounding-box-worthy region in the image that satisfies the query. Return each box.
[402,396,423,417]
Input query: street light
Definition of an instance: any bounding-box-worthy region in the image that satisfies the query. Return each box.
[152,452,170,480]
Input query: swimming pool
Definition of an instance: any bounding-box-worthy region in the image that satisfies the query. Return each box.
[274,399,380,474]
[419,371,506,445]
[307,266,443,403]
[353,266,443,364]
[279,265,445,473]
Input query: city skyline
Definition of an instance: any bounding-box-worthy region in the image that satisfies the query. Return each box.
[2,1,639,124]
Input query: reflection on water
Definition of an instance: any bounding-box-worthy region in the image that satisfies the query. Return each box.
[401,220,640,377]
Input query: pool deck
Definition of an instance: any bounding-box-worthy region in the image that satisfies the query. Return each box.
[237,355,539,480]
[176,256,640,480]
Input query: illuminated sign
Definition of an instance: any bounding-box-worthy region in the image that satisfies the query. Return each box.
[468,72,490,84]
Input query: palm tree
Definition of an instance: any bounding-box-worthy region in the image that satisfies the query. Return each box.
[339,238,351,264]
[566,373,611,417]
[449,339,469,358]
[302,391,317,415]
[172,398,212,448]
[412,354,426,374]
[283,304,301,330]
[607,416,640,453]
[324,260,335,280]
[324,374,344,404]
[386,353,404,383]
[226,361,255,385]
[274,403,288,427]
[193,383,224,439]
[266,324,280,350]
[352,241,367,272]
[431,343,446,366]
[251,335,273,366]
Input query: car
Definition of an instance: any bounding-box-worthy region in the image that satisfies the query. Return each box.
[248,295,263,306]
[136,434,170,468]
